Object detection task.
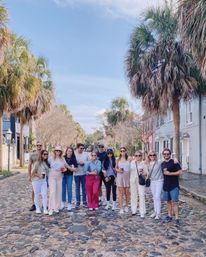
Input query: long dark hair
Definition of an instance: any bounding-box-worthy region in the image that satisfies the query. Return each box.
[64,146,76,160]
[103,150,116,170]
[118,147,128,160]
[40,150,50,168]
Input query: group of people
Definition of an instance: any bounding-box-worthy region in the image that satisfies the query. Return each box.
[28,142,182,226]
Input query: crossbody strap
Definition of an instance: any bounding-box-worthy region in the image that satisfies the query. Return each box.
[148,161,156,178]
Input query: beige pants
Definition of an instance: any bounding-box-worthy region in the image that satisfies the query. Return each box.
[48,170,63,211]
[130,177,146,215]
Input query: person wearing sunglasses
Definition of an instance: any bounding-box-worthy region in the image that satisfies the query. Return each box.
[161,148,182,226]
[84,152,101,210]
[146,151,163,220]
[74,143,89,209]
[61,147,78,211]
[96,143,107,205]
[28,141,43,211]
[116,147,130,214]
[130,151,148,218]
[48,146,69,215]
[102,149,117,210]
[31,150,50,214]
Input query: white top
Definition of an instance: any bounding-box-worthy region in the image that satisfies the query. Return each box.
[49,157,67,171]
[74,151,89,176]
[130,160,148,181]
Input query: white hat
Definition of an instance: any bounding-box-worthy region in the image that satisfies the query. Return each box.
[54,146,63,152]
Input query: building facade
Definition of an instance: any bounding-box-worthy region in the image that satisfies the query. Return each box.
[142,95,206,174]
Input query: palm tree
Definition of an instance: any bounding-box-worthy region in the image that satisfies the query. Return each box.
[0,34,40,169]
[178,0,206,79]
[126,4,197,160]
[0,3,10,170]
[106,97,131,127]
[17,56,54,166]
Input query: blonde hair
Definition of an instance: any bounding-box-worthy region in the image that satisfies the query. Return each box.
[146,151,157,164]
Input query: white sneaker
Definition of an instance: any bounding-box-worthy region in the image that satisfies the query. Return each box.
[94,207,99,210]
[124,207,129,213]
[119,208,124,214]
[36,209,41,214]
[155,215,160,220]
[43,209,49,215]
[89,208,93,211]
[150,212,156,218]
[68,203,72,211]
[140,214,145,218]
[105,201,110,210]
[60,202,65,210]
[54,209,59,213]
[49,210,53,216]
[112,201,116,211]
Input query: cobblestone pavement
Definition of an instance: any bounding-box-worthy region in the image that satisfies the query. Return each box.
[0,174,206,257]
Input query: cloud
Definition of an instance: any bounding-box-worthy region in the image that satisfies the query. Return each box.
[53,0,164,19]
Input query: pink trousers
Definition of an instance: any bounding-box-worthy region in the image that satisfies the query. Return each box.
[86,175,100,208]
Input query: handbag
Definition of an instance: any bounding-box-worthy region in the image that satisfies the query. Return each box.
[146,161,156,187]
[135,162,146,186]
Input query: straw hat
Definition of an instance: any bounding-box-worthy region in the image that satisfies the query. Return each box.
[54,146,63,152]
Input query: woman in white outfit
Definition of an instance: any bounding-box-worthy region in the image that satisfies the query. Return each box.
[130,151,148,218]
[31,150,50,214]
[48,146,68,215]
[146,151,164,220]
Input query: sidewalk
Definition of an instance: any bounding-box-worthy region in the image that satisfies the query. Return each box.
[180,172,206,204]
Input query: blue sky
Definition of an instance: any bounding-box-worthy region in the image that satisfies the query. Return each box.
[6,0,163,133]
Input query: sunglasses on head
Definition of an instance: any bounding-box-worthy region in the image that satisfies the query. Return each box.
[135,154,142,157]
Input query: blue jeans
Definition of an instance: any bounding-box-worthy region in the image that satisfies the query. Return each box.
[62,175,73,204]
[74,175,87,205]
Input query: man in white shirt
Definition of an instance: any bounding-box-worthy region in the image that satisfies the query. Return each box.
[74,143,89,208]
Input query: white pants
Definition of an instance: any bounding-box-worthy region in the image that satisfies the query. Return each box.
[32,179,48,211]
[150,180,163,215]
[130,178,146,215]
[48,170,63,211]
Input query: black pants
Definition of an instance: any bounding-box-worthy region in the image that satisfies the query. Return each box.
[99,171,106,188]
[106,175,116,201]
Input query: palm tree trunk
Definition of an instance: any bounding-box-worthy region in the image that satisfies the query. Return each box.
[19,116,24,167]
[172,96,181,162]
[0,112,3,171]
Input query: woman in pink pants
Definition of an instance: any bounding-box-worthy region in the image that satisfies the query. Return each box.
[84,152,102,210]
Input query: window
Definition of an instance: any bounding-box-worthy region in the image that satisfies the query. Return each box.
[186,100,192,124]
[155,142,159,153]
[170,138,173,153]
[163,140,169,148]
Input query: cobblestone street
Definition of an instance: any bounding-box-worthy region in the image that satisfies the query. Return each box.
[0,173,206,257]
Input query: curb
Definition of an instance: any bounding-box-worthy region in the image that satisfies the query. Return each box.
[0,171,20,181]
[180,185,206,205]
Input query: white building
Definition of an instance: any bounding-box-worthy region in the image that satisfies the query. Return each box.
[142,95,206,174]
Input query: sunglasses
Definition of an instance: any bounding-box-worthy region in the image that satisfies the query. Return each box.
[99,146,104,148]
[79,147,84,150]
[135,154,142,157]
[91,155,97,157]
[163,153,171,156]
[120,150,126,152]
[37,144,42,147]
[149,154,156,157]
[43,153,48,156]
[55,150,61,152]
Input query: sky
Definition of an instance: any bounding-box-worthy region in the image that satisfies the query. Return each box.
[6,0,163,133]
